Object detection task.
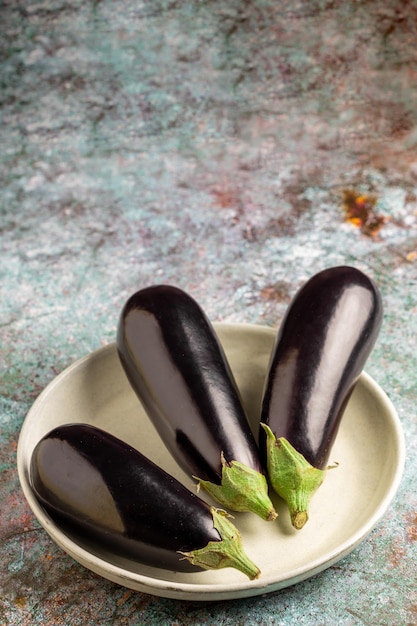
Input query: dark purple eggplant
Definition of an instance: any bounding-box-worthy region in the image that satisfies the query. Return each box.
[30,424,260,578]
[259,266,383,529]
[117,285,277,521]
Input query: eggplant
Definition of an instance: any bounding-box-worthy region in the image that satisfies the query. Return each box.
[30,424,260,579]
[259,266,383,529]
[117,285,277,521]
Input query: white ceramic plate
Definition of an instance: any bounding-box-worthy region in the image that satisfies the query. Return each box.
[17,323,405,601]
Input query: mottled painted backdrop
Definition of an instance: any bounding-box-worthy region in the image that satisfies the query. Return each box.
[1,1,417,625]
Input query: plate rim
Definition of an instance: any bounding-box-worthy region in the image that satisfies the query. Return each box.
[17,323,406,601]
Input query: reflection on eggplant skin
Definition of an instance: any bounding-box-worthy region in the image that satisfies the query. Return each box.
[30,424,221,571]
[33,437,125,533]
[117,285,262,483]
[260,266,383,470]
[116,285,277,522]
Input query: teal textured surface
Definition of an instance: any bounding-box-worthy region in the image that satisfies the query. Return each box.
[2,1,417,624]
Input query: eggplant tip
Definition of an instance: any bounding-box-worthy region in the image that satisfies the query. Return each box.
[266,508,279,522]
[291,511,308,530]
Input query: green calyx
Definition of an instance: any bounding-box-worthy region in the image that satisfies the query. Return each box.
[179,507,261,580]
[196,453,277,521]
[261,423,326,530]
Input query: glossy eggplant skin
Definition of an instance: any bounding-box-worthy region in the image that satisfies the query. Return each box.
[260,266,383,470]
[117,285,261,484]
[30,424,229,573]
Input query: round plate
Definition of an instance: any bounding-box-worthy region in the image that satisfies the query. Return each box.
[17,323,405,601]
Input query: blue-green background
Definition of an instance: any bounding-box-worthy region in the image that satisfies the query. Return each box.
[2,1,417,624]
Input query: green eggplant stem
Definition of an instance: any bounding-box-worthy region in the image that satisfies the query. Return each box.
[196,453,277,522]
[260,423,326,530]
[179,508,261,580]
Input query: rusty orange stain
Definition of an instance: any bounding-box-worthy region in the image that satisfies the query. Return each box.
[341,189,386,238]
[117,590,134,606]
[211,183,240,209]
[260,285,282,301]
[260,282,291,302]
[389,544,407,568]
[406,511,417,542]
[14,596,28,609]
